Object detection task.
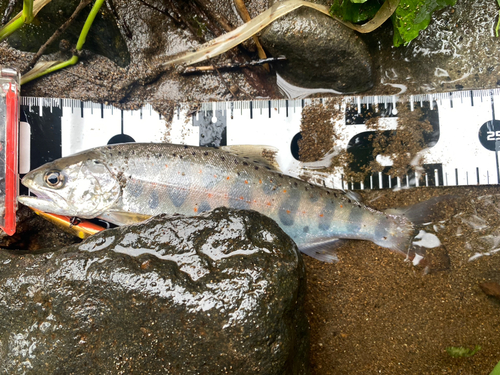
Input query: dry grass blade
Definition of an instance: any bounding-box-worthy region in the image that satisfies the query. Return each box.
[21,60,63,84]
[160,0,399,68]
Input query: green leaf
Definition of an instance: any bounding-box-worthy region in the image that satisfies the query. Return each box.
[330,0,384,24]
[491,360,500,375]
[446,345,481,358]
[391,0,457,46]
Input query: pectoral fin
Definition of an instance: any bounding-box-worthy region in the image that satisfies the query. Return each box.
[98,211,152,226]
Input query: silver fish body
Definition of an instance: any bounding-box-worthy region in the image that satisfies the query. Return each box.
[19,143,417,259]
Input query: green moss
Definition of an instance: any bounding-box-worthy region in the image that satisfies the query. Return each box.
[446,345,481,358]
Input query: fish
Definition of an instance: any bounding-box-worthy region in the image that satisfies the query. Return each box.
[18,142,442,266]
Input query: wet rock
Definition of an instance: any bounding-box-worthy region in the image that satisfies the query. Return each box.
[2,0,130,67]
[366,0,499,93]
[0,205,80,250]
[259,5,373,93]
[0,208,309,374]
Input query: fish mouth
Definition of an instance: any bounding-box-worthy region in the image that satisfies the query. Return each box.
[18,176,73,216]
[17,195,64,214]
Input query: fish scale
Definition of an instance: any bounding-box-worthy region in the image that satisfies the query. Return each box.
[19,142,418,261]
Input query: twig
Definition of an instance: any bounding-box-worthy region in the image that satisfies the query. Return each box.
[24,0,93,73]
[233,0,269,71]
[183,56,286,74]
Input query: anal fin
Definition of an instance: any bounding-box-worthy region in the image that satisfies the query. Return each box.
[298,239,346,263]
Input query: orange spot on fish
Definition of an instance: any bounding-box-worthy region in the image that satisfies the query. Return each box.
[319,214,324,217]
[245,180,248,184]
[214,174,217,178]
[259,179,262,184]
[208,193,213,198]
[266,202,271,206]
[165,164,168,168]
[283,189,287,193]
[286,210,291,214]
[227,176,230,180]
[340,205,343,208]
[199,169,202,174]
[194,207,198,213]
[239,196,244,200]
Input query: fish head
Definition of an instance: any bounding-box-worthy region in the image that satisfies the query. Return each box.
[18,152,121,219]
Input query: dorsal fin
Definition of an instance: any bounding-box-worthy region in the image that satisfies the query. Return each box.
[220,145,281,171]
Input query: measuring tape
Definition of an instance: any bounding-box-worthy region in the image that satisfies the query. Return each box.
[19,88,500,190]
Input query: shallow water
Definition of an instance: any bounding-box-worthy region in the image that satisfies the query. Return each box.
[306,186,500,374]
[2,0,500,372]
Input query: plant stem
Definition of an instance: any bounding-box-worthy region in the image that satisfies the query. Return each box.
[25,0,93,72]
[21,56,78,85]
[0,0,50,42]
[76,0,105,50]
[22,0,34,23]
[0,16,23,41]
[21,0,105,85]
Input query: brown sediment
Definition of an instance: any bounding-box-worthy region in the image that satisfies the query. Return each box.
[298,98,342,163]
[368,103,432,178]
[299,100,432,183]
[306,185,500,375]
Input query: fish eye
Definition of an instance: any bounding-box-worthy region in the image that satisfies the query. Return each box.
[44,170,65,188]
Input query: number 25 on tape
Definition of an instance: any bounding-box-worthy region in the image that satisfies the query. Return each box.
[486,131,500,141]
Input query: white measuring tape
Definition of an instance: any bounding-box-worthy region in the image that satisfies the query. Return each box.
[20,88,500,190]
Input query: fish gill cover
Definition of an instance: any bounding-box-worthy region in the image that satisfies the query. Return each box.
[330,0,457,46]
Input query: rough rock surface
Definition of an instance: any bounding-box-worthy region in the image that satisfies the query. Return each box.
[0,0,278,107]
[0,208,309,374]
[260,6,374,93]
[364,0,500,94]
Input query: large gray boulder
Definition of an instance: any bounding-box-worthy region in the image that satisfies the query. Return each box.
[260,5,374,93]
[0,208,309,374]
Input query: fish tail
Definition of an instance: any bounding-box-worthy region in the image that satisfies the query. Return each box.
[385,195,459,272]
